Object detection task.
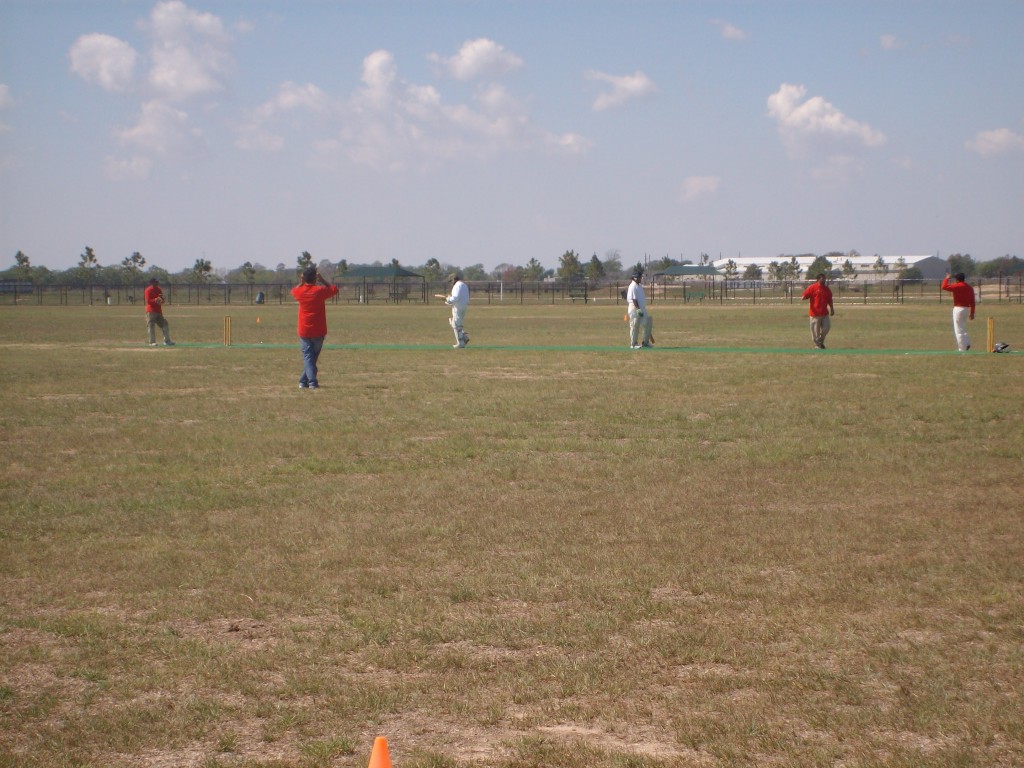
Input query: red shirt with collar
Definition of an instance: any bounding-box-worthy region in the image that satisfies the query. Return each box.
[941,277,975,314]
[144,283,164,313]
[291,282,339,338]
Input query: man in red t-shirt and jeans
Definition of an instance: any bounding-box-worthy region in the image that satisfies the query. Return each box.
[144,277,174,346]
[801,273,835,349]
[290,266,340,389]
[940,272,975,352]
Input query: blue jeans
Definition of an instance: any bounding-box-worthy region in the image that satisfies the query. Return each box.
[299,336,325,387]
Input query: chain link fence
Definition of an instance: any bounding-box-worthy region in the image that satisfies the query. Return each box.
[1,276,1022,306]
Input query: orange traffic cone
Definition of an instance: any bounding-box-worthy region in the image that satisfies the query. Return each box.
[367,736,392,768]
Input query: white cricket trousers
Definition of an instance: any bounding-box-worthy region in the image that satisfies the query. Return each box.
[449,306,468,346]
[952,306,970,351]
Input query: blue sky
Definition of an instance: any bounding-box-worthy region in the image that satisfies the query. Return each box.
[1,0,1022,275]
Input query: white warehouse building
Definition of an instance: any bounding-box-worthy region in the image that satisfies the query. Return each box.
[711,254,949,281]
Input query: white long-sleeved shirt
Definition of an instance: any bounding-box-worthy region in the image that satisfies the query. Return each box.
[446,281,470,309]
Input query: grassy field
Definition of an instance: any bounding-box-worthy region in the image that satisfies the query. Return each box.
[1,302,1022,768]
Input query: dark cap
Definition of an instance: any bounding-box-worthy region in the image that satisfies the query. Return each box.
[631,270,643,281]
[149,277,159,283]
[302,266,318,284]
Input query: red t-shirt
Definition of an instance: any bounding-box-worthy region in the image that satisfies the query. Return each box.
[941,277,975,313]
[290,283,339,338]
[144,284,164,313]
[801,282,833,317]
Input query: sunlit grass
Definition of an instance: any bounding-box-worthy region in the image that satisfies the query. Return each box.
[1,304,1022,767]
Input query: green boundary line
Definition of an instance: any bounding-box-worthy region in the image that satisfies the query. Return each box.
[145,342,1009,356]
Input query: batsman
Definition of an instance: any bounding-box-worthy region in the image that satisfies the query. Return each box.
[435,272,470,348]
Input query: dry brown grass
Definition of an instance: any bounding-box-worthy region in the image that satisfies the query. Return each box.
[1,303,1022,767]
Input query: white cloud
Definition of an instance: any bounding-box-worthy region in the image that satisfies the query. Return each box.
[115,99,202,155]
[427,38,524,81]
[711,19,749,42]
[966,127,1024,157]
[103,154,154,181]
[144,0,233,101]
[809,154,861,185]
[547,132,594,155]
[679,176,720,202]
[68,33,139,92]
[237,81,333,152]
[880,34,906,51]
[767,83,886,153]
[586,70,656,111]
[329,49,589,171]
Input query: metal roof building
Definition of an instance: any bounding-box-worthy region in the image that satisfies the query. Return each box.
[711,254,948,280]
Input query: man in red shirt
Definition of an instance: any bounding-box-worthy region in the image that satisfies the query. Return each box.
[940,272,975,351]
[144,277,174,346]
[801,273,835,349]
[290,266,340,389]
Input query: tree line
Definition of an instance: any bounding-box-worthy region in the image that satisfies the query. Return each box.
[3,247,1022,287]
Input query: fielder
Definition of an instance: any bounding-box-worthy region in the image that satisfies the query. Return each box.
[144,277,174,346]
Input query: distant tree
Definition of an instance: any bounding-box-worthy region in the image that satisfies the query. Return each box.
[240,261,256,284]
[121,251,146,276]
[585,254,605,282]
[784,256,802,280]
[421,258,442,282]
[523,257,545,281]
[767,261,784,281]
[947,253,976,277]
[145,266,172,284]
[297,251,314,275]
[336,259,349,276]
[557,250,583,282]
[842,259,857,279]
[723,259,738,279]
[872,255,888,276]
[14,251,31,281]
[79,246,99,271]
[602,249,623,279]
[654,255,676,272]
[318,259,336,280]
[742,264,763,281]
[191,258,213,282]
[699,252,710,266]
[75,247,98,282]
[461,263,488,281]
[806,255,834,279]
[976,255,1024,277]
[899,267,923,280]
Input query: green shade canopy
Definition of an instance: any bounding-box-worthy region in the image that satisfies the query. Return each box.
[339,265,423,279]
[656,265,725,277]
